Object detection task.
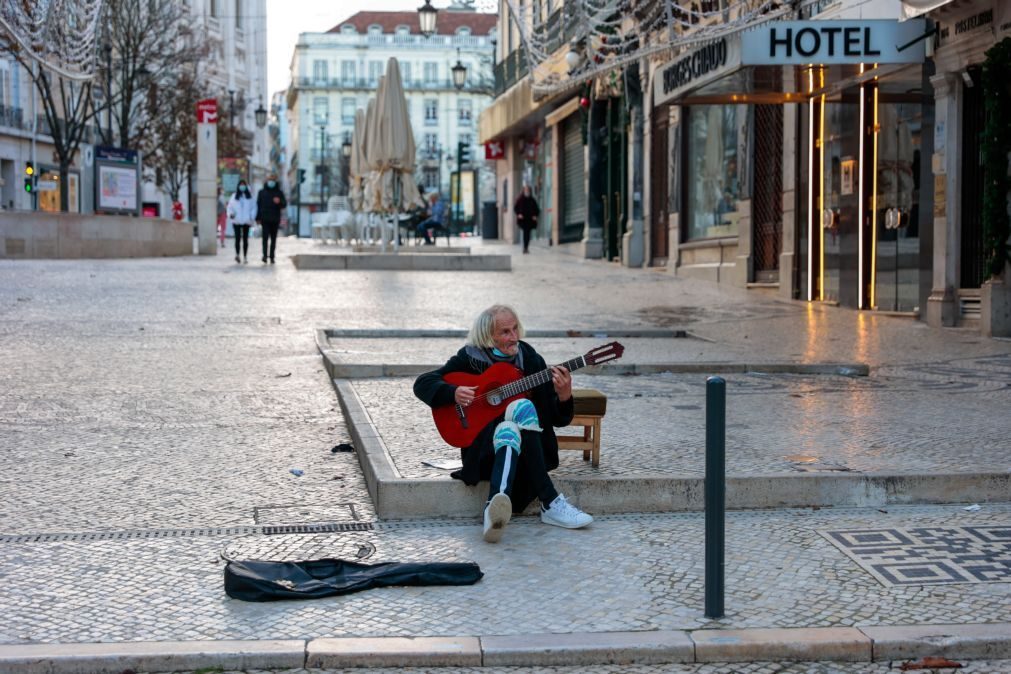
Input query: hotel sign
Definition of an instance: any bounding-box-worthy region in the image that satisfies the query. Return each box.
[654,37,742,106]
[741,19,927,65]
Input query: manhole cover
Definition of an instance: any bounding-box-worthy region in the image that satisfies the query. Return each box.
[222,533,376,562]
[785,455,819,463]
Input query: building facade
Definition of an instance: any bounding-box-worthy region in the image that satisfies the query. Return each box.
[0,0,268,218]
[481,0,1010,335]
[286,7,496,233]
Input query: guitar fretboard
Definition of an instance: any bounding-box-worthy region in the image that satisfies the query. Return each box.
[494,355,586,400]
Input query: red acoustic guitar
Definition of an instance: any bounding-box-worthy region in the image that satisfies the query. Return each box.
[432,342,625,447]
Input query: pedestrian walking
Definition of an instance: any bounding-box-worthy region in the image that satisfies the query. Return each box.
[413,304,593,543]
[255,174,287,264]
[227,180,256,264]
[216,187,227,247]
[514,184,540,254]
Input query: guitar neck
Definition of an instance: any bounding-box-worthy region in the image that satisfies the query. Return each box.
[496,355,586,400]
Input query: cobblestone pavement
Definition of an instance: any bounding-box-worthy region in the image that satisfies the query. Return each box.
[2,237,1010,652]
[2,505,1009,643]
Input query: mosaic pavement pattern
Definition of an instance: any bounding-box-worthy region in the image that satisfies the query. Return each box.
[352,367,1011,479]
[821,525,1011,587]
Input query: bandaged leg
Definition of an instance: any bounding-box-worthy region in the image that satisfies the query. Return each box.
[505,398,542,431]
[489,420,521,500]
[484,419,522,543]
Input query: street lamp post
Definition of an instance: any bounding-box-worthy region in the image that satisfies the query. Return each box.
[104,44,112,144]
[341,138,352,196]
[452,48,467,90]
[418,0,437,37]
[319,123,327,212]
[254,101,267,129]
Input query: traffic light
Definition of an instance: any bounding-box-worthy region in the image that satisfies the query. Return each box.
[457,141,472,165]
[297,168,306,184]
[24,162,34,193]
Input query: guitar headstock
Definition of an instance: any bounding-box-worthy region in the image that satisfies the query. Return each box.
[584,341,624,366]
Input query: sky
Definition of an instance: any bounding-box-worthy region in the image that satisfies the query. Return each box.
[265,0,441,96]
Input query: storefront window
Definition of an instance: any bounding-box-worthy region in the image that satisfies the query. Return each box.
[38,171,79,213]
[686,104,740,240]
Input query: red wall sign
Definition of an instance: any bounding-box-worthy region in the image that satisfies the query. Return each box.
[484,141,505,160]
[196,99,218,124]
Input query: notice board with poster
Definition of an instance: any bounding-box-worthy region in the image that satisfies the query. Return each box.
[95,146,141,215]
[450,169,476,231]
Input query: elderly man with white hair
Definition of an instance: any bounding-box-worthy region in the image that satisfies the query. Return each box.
[414,304,593,543]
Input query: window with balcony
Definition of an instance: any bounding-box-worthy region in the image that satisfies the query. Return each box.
[341,60,356,84]
[423,133,439,154]
[341,97,355,125]
[369,60,383,84]
[424,62,438,84]
[458,99,472,126]
[424,99,438,125]
[313,97,329,125]
[423,167,439,190]
[399,60,412,84]
[313,60,328,83]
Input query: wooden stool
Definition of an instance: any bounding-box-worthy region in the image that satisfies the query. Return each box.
[557,388,607,467]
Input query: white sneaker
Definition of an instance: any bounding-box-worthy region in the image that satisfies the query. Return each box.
[482,492,512,543]
[540,494,593,529]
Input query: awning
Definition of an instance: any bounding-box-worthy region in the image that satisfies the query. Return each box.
[901,0,958,20]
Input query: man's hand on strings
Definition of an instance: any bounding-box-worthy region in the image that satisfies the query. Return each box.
[551,366,572,402]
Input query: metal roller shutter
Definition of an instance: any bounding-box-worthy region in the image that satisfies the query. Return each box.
[561,115,586,243]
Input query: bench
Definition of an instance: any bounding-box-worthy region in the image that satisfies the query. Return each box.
[557,388,607,467]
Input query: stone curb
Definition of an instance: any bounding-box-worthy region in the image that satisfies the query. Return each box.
[321,328,693,338]
[0,639,305,674]
[2,624,1008,672]
[291,253,511,271]
[322,360,871,379]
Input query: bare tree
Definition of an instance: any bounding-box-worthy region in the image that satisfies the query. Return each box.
[145,67,202,205]
[0,43,96,212]
[94,0,211,154]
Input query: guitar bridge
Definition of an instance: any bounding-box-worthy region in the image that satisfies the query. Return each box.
[455,404,469,429]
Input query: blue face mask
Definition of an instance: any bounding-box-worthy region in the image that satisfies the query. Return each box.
[238,185,248,193]
[491,347,510,357]
[267,180,277,189]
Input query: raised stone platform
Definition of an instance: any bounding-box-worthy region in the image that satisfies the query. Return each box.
[0,212,192,259]
[292,253,510,271]
[317,330,1011,519]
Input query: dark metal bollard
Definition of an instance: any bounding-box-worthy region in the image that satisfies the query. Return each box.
[705,376,726,619]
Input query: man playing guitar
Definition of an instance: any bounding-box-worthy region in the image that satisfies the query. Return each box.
[414,304,594,543]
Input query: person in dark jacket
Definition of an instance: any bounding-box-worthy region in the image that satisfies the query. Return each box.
[413,304,593,543]
[255,174,287,264]
[513,184,540,254]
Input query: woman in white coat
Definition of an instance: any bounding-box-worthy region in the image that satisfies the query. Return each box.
[228,180,257,263]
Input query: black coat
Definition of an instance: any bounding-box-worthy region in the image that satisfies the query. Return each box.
[256,185,287,225]
[513,194,540,232]
[413,342,574,509]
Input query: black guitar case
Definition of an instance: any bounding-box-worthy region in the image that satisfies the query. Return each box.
[224,557,483,602]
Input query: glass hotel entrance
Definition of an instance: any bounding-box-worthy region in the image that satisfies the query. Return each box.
[797,63,930,313]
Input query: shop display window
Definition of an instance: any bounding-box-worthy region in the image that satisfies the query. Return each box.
[686,104,740,240]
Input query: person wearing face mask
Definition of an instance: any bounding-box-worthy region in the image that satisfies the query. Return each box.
[255,174,287,264]
[413,304,593,543]
[227,180,257,264]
